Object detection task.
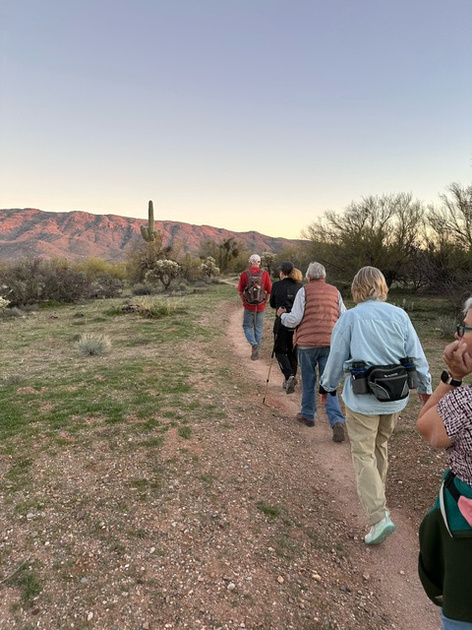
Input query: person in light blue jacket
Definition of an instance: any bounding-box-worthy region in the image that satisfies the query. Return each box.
[320,266,432,546]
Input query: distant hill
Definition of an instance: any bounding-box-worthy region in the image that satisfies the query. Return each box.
[0,208,307,263]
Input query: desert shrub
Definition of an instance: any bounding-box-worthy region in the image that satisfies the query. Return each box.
[1,306,24,318]
[0,258,92,306]
[435,315,458,338]
[0,258,44,306]
[132,283,153,296]
[135,297,187,318]
[76,333,112,356]
[2,374,24,386]
[41,265,90,303]
[73,258,128,281]
[178,253,205,282]
[88,274,124,299]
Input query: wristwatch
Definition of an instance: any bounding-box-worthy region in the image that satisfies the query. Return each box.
[440,370,462,387]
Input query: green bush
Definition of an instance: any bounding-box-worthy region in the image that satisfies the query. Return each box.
[0,258,92,306]
[88,274,124,299]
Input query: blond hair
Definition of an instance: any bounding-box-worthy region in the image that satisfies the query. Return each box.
[351,266,388,304]
[289,267,303,283]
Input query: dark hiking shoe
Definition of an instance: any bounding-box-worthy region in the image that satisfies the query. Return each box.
[251,345,260,360]
[285,375,297,394]
[332,422,345,443]
[296,413,314,427]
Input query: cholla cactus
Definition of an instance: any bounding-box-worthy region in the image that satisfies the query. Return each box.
[140,200,160,242]
[0,296,10,312]
[201,256,220,278]
[262,252,276,274]
[145,259,181,290]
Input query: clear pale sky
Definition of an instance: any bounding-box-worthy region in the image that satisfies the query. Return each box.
[1,1,471,239]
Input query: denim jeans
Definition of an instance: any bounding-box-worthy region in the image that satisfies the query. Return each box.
[298,346,345,427]
[441,611,472,629]
[242,308,265,347]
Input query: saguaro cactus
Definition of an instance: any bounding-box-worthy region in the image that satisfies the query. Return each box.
[140,200,160,242]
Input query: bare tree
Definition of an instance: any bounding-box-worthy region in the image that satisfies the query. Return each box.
[198,237,241,273]
[302,194,425,286]
[427,182,472,251]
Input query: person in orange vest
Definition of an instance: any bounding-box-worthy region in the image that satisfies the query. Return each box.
[278,261,346,441]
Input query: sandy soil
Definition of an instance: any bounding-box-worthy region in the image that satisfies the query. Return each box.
[0,297,444,629]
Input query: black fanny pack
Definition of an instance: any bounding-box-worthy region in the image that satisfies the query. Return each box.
[367,364,409,402]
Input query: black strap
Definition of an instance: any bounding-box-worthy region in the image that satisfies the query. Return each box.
[444,470,461,502]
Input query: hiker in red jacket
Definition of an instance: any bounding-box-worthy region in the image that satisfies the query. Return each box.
[237,254,272,360]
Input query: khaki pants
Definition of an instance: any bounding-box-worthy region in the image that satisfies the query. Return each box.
[345,406,399,525]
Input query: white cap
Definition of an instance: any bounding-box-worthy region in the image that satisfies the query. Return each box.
[248,254,261,264]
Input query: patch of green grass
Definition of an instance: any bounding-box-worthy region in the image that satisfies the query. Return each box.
[138,435,165,448]
[4,457,34,491]
[103,306,127,316]
[274,531,298,559]
[199,473,215,483]
[256,501,281,519]
[38,300,66,309]
[132,418,164,432]
[128,528,148,539]
[14,500,46,516]
[5,560,42,605]
[304,527,331,551]
[178,426,192,439]
[129,478,149,490]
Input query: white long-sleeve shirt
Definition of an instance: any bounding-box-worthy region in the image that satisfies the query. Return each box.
[280,285,346,329]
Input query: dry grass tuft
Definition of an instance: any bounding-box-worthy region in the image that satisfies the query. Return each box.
[76,332,112,356]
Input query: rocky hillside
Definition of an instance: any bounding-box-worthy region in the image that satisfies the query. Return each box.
[0,208,305,263]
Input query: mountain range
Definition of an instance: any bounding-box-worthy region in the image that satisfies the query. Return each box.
[0,208,306,263]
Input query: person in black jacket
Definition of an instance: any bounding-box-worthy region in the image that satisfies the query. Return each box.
[269,261,303,393]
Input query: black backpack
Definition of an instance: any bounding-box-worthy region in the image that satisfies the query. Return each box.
[244,269,265,305]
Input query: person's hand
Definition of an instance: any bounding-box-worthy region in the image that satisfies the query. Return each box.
[320,393,327,406]
[277,307,286,317]
[418,393,431,406]
[443,340,472,380]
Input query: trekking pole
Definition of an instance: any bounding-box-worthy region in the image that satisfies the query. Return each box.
[262,351,276,405]
[262,317,280,405]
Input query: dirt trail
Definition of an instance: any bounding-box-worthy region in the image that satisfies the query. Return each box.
[229,307,441,630]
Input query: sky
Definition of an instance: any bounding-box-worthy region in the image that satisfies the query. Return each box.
[1,0,471,240]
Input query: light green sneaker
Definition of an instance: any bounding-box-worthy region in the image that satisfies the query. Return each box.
[365,515,396,545]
